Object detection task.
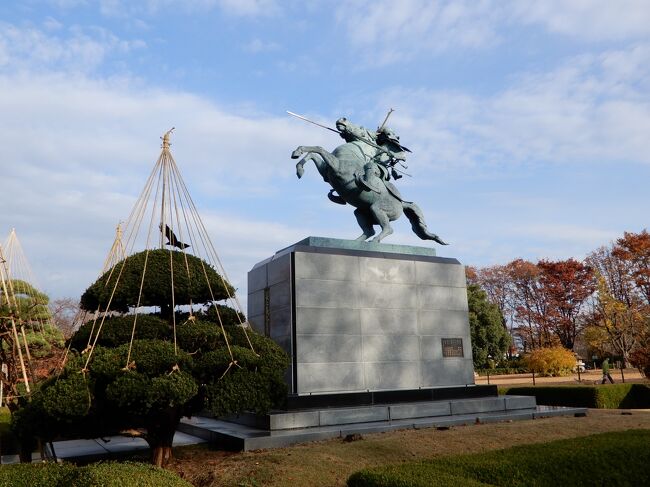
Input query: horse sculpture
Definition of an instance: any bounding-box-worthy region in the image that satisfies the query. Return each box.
[291,118,447,245]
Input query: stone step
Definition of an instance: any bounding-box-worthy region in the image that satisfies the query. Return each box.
[221,395,537,430]
[178,404,587,452]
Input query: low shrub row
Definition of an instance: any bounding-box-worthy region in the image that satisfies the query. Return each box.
[0,461,192,487]
[347,429,650,487]
[502,383,650,409]
[475,367,528,376]
[522,346,576,377]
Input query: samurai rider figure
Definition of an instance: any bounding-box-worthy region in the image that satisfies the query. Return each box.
[334,118,407,195]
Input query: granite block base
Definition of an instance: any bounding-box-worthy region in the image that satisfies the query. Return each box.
[248,237,476,395]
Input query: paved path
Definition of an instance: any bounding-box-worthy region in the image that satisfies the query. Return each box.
[475,368,645,386]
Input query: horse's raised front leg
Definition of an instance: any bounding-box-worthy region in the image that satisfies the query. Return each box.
[296,154,308,178]
[296,153,328,182]
[291,146,339,173]
[369,203,393,242]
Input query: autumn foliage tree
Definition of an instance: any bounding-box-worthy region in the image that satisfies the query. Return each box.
[585,244,646,367]
[470,229,650,376]
[506,259,551,350]
[536,259,594,350]
[614,230,650,304]
[472,258,595,352]
[604,231,650,375]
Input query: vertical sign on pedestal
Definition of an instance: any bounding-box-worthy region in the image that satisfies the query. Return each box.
[263,287,271,337]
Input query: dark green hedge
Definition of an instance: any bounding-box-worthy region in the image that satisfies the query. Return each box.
[0,407,18,455]
[0,461,191,487]
[502,383,650,409]
[348,430,650,487]
[70,315,172,352]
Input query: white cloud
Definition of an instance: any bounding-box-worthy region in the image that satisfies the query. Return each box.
[0,19,332,303]
[43,17,64,31]
[198,211,313,294]
[373,43,650,171]
[243,38,281,53]
[46,0,88,8]
[96,0,278,17]
[514,0,650,42]
[0,64,332,300]
[0,22,145,73]
[337,0,650,64]
[512,223,618,246]
[217,0,278,17]
[98,0,123,17]
[338,0,502,64]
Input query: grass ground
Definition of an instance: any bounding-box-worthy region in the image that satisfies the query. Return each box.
[348,430,650,487]
[166,409,650,487]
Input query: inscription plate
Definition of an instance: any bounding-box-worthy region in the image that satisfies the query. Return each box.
[442,338,464,358]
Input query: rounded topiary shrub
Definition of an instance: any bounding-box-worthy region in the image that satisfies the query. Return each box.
[80,249,235,314]
[523,346,576,377]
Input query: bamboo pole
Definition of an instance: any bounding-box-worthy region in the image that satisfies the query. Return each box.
[20,325,36,382]
[0,246,30,393]
[9,319,30,394]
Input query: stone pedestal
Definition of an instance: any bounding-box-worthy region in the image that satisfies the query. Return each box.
[248,237,475,396]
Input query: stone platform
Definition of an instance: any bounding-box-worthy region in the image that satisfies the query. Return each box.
[231,238,589,452]
[179,396,586,451]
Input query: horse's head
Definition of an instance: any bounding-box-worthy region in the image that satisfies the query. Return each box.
[336,117,370,140]
[336,117,351,136]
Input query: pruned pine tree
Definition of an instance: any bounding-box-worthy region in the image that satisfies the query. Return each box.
[13,131,288,466]
[1,231,66,404]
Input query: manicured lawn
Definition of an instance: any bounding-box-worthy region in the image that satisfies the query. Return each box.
[348,429,650,486]
[167,409,650,487]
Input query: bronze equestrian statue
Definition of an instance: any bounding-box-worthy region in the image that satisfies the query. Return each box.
[291,117,447,245]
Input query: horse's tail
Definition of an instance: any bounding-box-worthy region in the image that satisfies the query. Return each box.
[402,202,448,245]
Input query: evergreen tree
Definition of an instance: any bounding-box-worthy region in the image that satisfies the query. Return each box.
[467,284,510,368]
[0,280,65,390]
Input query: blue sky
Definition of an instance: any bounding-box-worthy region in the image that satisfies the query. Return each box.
[1,0,650,303]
